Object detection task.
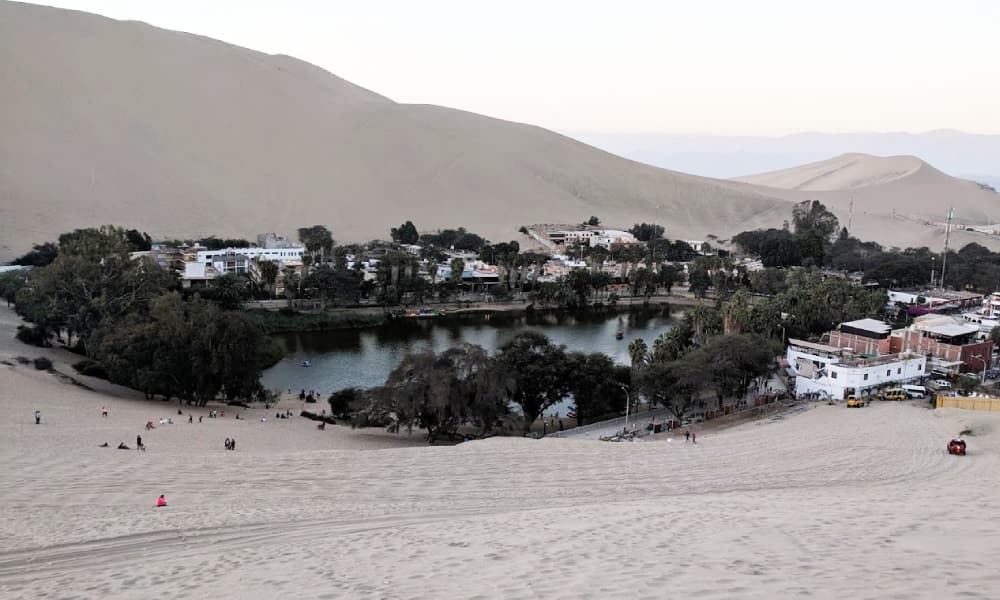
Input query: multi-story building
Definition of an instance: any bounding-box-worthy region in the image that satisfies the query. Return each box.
[196,246,304,264]
[827,318,893,356]
[785,339,926,400]
[889,314,992,376]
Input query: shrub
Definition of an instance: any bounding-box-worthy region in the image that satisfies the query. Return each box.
[300,410,336,424]
[72,359,109,380]
[33,356,53,370]
[15,325,48,347]
[15,356,31,365]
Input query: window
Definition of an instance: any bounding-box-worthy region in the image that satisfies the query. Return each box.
[863,374,869,381]
[887,370,891,376]
[831,371,838,379]
[918,364,922,371]
[897,368,901,374]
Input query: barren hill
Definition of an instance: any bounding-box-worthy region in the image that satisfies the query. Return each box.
[0,1,792,261]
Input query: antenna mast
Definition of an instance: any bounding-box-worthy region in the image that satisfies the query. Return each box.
[940,208,954,289]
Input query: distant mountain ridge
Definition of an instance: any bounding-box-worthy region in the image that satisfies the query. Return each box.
[571,130,1000,181]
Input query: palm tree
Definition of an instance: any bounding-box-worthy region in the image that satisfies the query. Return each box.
[628,338,648,373]
[258,260,279,298]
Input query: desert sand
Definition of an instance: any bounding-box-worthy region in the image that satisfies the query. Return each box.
[2,302,1000,599]
[4,2,1000,262]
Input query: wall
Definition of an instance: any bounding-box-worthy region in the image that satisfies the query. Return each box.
[827,331,892,355]
[936,395,1000,412]
[890,330,992,369]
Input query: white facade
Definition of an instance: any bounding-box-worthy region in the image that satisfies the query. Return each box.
[786,340,926,400]
[196,246,304,264]
[589,230,639,249]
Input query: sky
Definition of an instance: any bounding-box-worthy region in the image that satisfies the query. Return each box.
[23,0,1000,136]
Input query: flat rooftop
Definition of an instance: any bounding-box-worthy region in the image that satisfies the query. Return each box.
[841,318,892,335]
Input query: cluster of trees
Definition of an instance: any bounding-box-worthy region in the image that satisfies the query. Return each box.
[732,200,840,267]
[351,331,630,441]
[11,227,154,267]
[5,226,274,405]
[734,200,1000,294]
[632,328,778,420]
[418,227,487,252]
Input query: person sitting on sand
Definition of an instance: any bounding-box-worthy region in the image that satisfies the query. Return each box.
[225,438,231,450]
[155,494,167,508]
[99,442,109,447]
[117,443,129,450]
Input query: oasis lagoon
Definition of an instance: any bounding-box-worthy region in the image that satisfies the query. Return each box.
[262,308,680,397]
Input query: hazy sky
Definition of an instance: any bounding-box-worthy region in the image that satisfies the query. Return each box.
[25,0,1000,135]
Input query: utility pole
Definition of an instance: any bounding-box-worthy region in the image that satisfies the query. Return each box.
[847,198,853,234]
[940,208,954,289]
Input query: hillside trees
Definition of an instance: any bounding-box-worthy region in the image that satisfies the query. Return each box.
[629,223,665,242]
[493,331,571,432]
[565,352,629,425]
[390,221,420,245]
[10,226,271,405]
[357,344,507,441]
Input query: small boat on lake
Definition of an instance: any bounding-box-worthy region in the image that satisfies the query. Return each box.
[301,360,312,367]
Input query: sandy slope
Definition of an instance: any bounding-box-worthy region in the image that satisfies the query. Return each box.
[5,2,997,262]
[734,153,925,191]
[2,303,1000,599]
[0,1,792,262]
[730,153,1000,244]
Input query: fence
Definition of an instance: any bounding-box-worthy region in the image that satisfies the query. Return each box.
[936,394,1000,412]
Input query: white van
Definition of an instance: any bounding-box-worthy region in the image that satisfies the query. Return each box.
[902,385,927,399]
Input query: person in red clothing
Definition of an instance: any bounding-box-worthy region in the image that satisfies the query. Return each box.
[155,494,167,507]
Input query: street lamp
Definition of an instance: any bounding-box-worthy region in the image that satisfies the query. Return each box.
[973,354,988,383]
[620,383,631,431]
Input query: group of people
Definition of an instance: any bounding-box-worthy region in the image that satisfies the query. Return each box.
[297,389,319,403]
[224,437,237,451]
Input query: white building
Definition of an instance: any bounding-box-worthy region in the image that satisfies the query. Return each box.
[589,230,640,250]
[785,339,926,400]
[196,246,304,264]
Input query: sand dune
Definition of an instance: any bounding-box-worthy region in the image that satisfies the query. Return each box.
[735,153,925,191]
[730,153,1000,243]
[0,1,795,262]
[2,301,1000,598]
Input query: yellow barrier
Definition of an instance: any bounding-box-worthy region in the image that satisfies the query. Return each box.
[936,395,1000,412]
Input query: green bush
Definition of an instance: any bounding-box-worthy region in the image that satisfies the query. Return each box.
[16,325,48,347]
[72,359,109,379]
[33,356,53,370]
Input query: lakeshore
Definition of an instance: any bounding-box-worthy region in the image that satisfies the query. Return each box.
[243,290,710,334]
[2,305,1000,599]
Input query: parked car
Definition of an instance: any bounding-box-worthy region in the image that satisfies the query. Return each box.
[879,388,908,401]
[986,368,1000,379]
[902,385,927,399]
[846,397,866,408]
[933,379,952,389]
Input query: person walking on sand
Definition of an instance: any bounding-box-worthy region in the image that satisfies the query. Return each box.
[101,406,108,418]
[34,410,41,424]
[136,434,145,452]
[685,430,690,443]
[691,432,697,444]
[230,438,236,451]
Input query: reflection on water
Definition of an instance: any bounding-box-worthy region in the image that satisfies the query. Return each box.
[262,308,681,395]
